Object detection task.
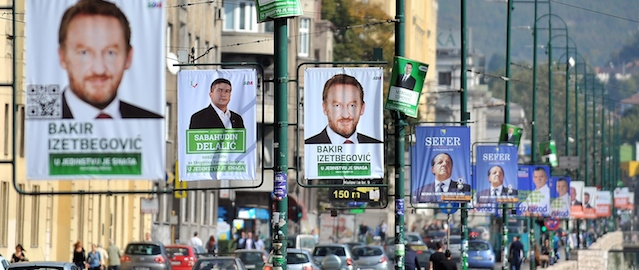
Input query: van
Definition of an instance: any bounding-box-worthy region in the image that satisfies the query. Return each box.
[287,234,317,252]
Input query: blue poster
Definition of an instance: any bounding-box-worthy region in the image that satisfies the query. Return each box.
[475,145,519,204]
[549,176,571,218]
[411,126,471,203]
[516,165,551,216]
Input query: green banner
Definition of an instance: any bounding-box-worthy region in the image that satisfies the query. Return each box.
[384,56,429,118]
[255,0,303,23]
[318,163,371,177]
[49,153,142,175]
[186,129,246,154]
[499,123,523,146]
[539,140,558,167]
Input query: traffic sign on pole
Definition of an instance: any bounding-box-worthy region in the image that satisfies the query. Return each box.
[439,203,460,214]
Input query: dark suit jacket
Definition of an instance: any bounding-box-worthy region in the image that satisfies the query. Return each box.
[571,200,582,206]
[477,187,519,202]
[304,128,382,144]
[412,180,471,202]
[500,133,520,143]
[394,73,417,89]
[189,105,245,129]
[62,93,162,119]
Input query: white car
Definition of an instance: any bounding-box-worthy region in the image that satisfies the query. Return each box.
[0,256,9,270]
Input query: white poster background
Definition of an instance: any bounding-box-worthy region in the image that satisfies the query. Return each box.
[177,70,257,181]
[26,0,165,179]
[303,68,384,179]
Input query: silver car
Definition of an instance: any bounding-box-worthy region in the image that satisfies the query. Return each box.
[351,246,388,270]
[312,244,359,270]
[7,262,78,270]
[121,242,172,270]
[263,249,320,270]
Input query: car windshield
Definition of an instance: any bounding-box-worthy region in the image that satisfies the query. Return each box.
[427,231,446,238]
[352,247,383,257]
[287,252,310,264]
[449,238,461,245]
[236,252,264,264]
[312,246,346,257]
[406,234,421,243]
[194,259,238,270]
[469,242,490,251]
[300,238,316,249]
[166,247,189,257]
[125,244,162,255]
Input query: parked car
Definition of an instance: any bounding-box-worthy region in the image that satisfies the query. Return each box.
[408,243,433,268]
[467,240,496,269]
[232,249,267,270]
[405,232,425,245]
[445,235,462,262]
[311,244,359,270]
[121,241,172,270]
[263,249,320,270]
[288,234,318,253]
[351,246,388,270]
[0,256,9,270]
[166,245,203,270]
[192,257,245,270]
[343,242,365,252]
[424,231,446,249]
[6,261,77,270]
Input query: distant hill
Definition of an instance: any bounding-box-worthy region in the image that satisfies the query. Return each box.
[438,0,639,68]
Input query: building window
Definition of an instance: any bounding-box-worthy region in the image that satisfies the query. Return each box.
[438,72,452,86]
[299,18,310,57]
[223,0,257,32]
[195,36,200,60]
[4,103,8,155]
[77,195,84,241]
[30,185,40,247]
[16,184,24,245]
[167,23,173,53]
[19,105,24,157]
[204,41,210,62]
[165,103,171,142]
[0,181,8,246]
[263,21,274,33]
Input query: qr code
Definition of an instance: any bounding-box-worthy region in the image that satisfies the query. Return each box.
[26,84,62,119]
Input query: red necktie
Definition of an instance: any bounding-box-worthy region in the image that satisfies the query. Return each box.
[96,113,112,119]
[344,140,354,144]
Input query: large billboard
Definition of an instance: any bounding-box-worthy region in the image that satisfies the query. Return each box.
[549,176,571,219]
[178,70,257,180]
[411,126,471,203]
[516,165,551,216]
[26,0,165,179]
[303,68,384,179]
[475,145,519,204]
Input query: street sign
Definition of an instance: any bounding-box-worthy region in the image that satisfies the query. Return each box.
[545,217,560,231]
[349,202,366,214]
[439,202,459,214]
[329,179,384,202]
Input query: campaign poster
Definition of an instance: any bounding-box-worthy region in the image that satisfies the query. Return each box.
[411,126,471,203]
[595,190,611,218]
[516,165,551,217]
[498,123,523,146]
[570,181,585,219]
[549,176,571,219]
[583,186,598,219]
[303,68,384,179]
[628,192,635,210]
[177,70,256,180]
[385,56,429,118]
[539,140,558,167]
[614,187,629,208]
[256,0,303,23]
[25,0,165,179]
[475,145,519,204]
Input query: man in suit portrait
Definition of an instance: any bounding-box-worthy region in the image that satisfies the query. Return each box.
[570,187,582,206]
[394,62,417,90]
[477,165,518,203]
[583,192,593,209]
[59,0,161,120]
[500,127,520,143]
[519,167,551,216]
[551,178,571,214]
[305,74,381,144]
[189,78,245,129]
[412,152,471,202]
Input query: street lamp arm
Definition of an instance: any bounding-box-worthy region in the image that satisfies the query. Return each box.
[535,13,568,29]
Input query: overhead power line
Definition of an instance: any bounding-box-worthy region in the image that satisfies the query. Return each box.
[550,0,639,24]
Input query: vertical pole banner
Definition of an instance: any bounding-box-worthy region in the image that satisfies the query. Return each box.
[539,140,558,167]
[498,123,523,146]
[411,126,471,203]
[614,187,629,208]
[177,70,257,180]
[595,190,611,218]
[475,145,519,204]
[384,56,429,118]
[570,181,585,219]
[303,68,384,179]
[471,164,498,215]
[26,0,165,179]
[583,186,598,219]
[516,165,551,217]
[549,176,571,219]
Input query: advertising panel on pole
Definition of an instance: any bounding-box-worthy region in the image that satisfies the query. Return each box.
[516,165,551,217]
[303,68,384,179]
[614,187,629,208]
[25,0,165,180]
[177,70,257,180]
[255,0,303,23]
[595,190,611,218]
[570,181,585,219]
[539,140,558,167]
[410,126,471,203]
[384,56,429,118]
[498,123,523,146]
[475,145,519,204]
[549,176,571,219]
[583,186,598,219]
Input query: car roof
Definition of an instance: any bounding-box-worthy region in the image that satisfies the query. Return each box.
[287,249,310,254]
[198,256,236,260]
[233,249,267,254]
[8,261,76,267]
[314,244,349,248]
[166,245,194,248]
[127,241,164,245]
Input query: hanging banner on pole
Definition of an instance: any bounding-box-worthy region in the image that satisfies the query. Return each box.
[583,186,598,219]
[539,140,558,167]
[570,181,585,219]
[516,165,551,217]
[498,123,523,146]
[303,68,384,179]
[614,187,629,208]
[178,69,257,180]
[549,176,571,218]
[384,56,429,118]
[595,190,611,218]
[25,0,166,179]
[410,126,471,203]
[256,0,303,23]
[475,145,519,204]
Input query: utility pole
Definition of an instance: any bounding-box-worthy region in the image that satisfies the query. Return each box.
[272,17,289,270]
[530,1,539,269]
[393,0,406,269]
[461,0,470,269]
[547,3,553,140]
[502,1,514,270]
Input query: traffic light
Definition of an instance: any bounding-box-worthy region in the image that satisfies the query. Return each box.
[535,217,547,232]
[290,206,302,223]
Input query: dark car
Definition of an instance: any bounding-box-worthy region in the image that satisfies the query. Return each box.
[232,249,267,270]
[192,257,245,270]
[424,231,446,249]
[121,242,172,270]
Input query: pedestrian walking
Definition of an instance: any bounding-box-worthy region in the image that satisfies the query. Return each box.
[87,244,103,270]
[96,244,108,267]
[206,236,217,256]
[106,240,121,270]
[508,235,524,270]
[440,250,458,270]
[73,241,87,270]
[404,245,420,270]
[190,232,203,247]
[11,244,28,263]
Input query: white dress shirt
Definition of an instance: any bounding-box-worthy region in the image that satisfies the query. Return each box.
[211,102,232,128]
[519,185,550,215]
